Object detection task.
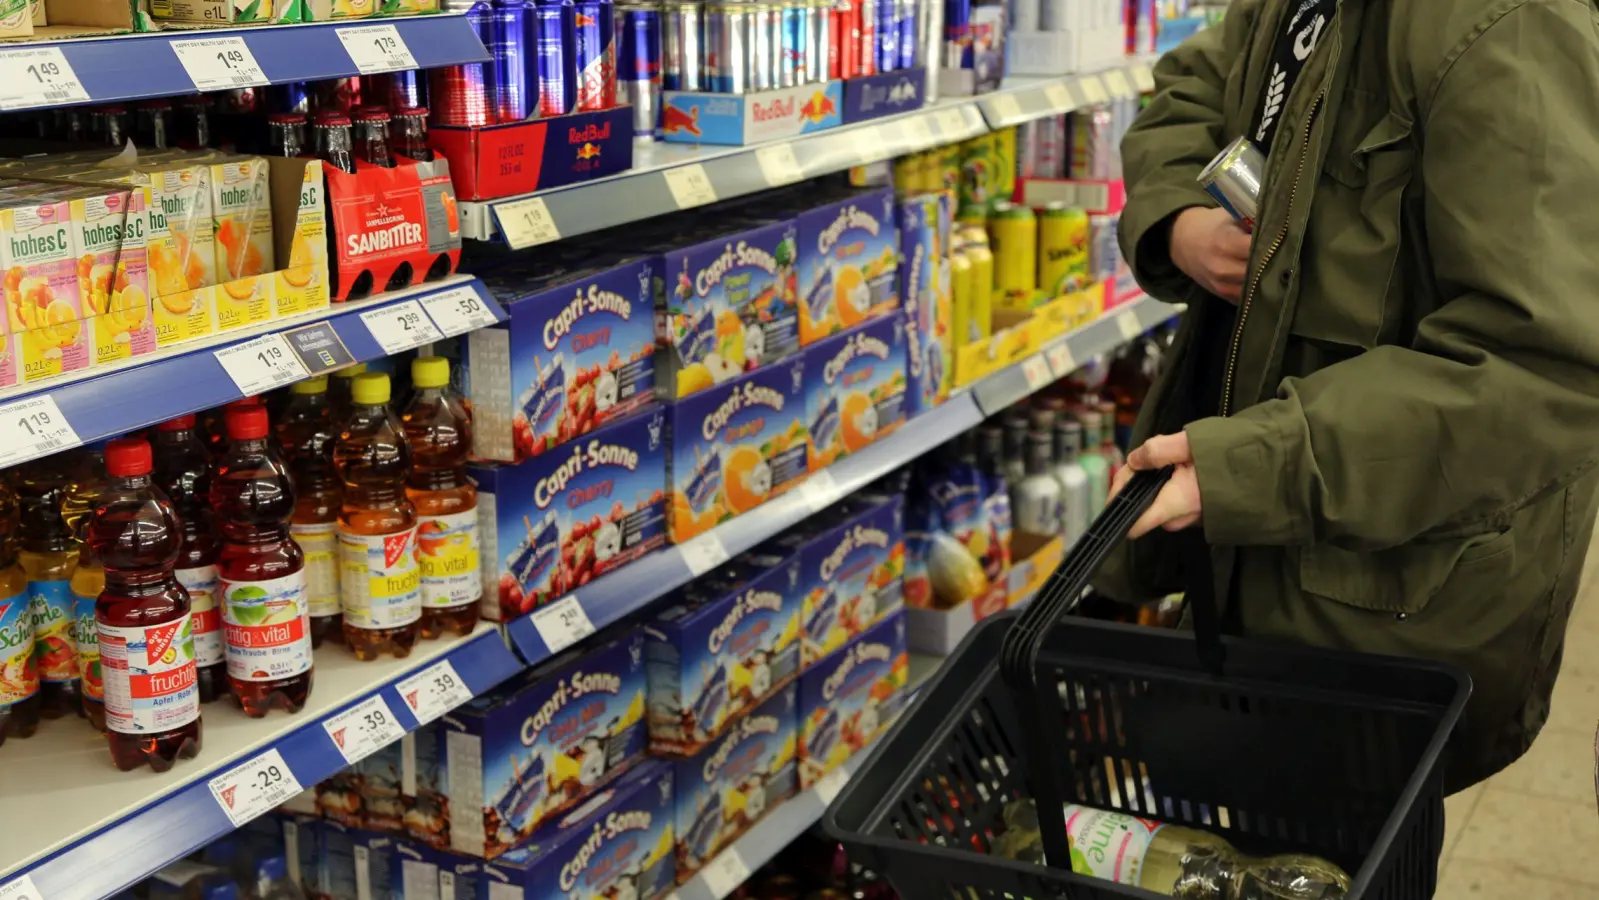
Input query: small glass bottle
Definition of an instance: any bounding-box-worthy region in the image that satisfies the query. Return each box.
[353,107,394,168]
[312,111,357,175]
[392,107,432,162]
[267,112,307,159]
[177,94,213,150]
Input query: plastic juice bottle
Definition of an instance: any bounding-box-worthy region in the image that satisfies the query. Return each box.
[213,406,315,717]
[335,372,422,659]
[153,415,227,704]
[329,364,368,423]
[0,481,39,745]
[90,438,202,772]
[60,452,107,730]
[206,396,262,456]
[277,377,343,647]
[16,455,81,719]
[1078,411,1111,520]
[402,357,481,639]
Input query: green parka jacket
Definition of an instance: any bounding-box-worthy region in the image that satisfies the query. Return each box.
[1110,0,1599,791]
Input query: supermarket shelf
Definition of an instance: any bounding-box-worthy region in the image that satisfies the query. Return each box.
[971,293,1178,416]
[463,101,990,248]
[0,623,525,900]
[0,16,489,111]
[976,59,1157,129]
[0,275,505,470]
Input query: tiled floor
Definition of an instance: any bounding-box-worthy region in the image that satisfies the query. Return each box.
[1436,535,1599,897]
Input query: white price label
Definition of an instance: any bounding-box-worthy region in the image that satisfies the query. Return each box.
[699,849,752,899]
[337,24,419,74]
[421,286,498,336]
[798,469,840,513]
[813,766,850,804]
[1043,82,1072,110]
[361,300,444,354]
[1117,311,1142,341]
[987,93,1023,123]
[1133,65,1156,92]
[0,48,89,111]
[902,115,935,146]
[324,694,407,765]
[1078,75,1108,104]
[851,126,884,163]
[1020,355,1051,390]
[0,875,42,900]
[214,334,311,396]
[1104,70,1132,97]
[496,196,560,249]
[663,164,718,209]
[755,144,803,187]
[396,659,474,725]
[0,395,82,469]
[208,749,304,828]
[679,532,730,577]
[529,594,596,654]
[936,106,969,136]
[170,37,268,91]
[1046,341,1076,378]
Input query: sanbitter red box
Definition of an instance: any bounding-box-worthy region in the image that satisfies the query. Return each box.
[324,156,462,302]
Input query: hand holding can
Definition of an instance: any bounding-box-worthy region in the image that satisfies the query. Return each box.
[1197,137,1265,232]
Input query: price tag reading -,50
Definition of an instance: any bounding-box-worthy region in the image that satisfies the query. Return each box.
[664,164,718,209]
[0,395,82,469]
[215,334,311,396]
[755,144,803,187]
[496,196,561,249]
[530,595,597,654]
[209,748,305,828]
[0,48,90,111]
[680,532,730,577]
[170,37,269,92]
[421,286,498,336]
[396,659,473,725]
[699,849,752,899]
[361,300,444,354]
[324,694,407,765]
[336,24,419,74]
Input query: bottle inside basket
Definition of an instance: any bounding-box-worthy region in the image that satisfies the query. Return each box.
[997,798,1352,899]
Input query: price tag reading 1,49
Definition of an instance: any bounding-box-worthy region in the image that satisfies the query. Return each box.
[396,659,474,725]
[0,47,90,111]
[214,333,311,396]
[170,36,269,92]
[420,286,498,336]
[209,748,305,828]
[323,694,407,765]
[361,299,444,354]
[337,24,420,74]
[0,395,83,469]
[530,595,597,654]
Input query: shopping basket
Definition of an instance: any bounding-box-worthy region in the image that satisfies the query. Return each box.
[823,468,1471,899]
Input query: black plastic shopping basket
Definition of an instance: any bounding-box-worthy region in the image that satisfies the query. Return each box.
[823,469,1471,899]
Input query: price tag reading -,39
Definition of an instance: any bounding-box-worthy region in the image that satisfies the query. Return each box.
[215,333,311,396]
[0,47,90,111]
[421,286,498,336]
[361,300,444,355]
[496,196,561,249]
[170,37,269,92]
[679,532,730,577]
[324,694,407,766]
[336,24,419,74]
[530,595,597,655]
[664,164,718,209]
[755,144,803,187]
[396,659,473,725]
[0,395,83,469]
[209,748,305,828]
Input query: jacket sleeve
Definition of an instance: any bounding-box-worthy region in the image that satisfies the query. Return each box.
[1117,0,1258,304]
[1186,0,1599,550]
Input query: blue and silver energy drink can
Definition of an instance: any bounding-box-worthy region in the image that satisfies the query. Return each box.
[371,70,428,110]
[943,0,970,68]
[748,1,779,90]
[779,0,808,87]
[430,2,497,126]
[268,82,310,114]
[1198,136,1264,232]
[573,0,614,110]
[707,1,752,93]
[663,0,704,91]
[535,0,578,116]
[617,2,661,138]
[804,0,828,82]
[874,0,898,71]
[490,0,536,121]
[894,0,917,68]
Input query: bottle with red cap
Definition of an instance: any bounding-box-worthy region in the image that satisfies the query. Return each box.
[153,415,227,704]
[211,405,314,717]
[353,107,394,168]
[392,108,432,162]
[313,111,357,175]
[90,438,202,772]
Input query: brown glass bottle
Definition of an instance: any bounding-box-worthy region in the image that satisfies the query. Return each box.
[402,358,480,638]
[267,112,307,159]
[313,111,357,175]
[392,107,432,162]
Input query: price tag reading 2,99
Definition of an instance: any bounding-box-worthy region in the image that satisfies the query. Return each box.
[361,300,444,354]
[209,748,305,828]
[421,286,499,336]
[214,334,311,396]
[170,37,269,92]
[0,47,90,111]
[337,24,420,74]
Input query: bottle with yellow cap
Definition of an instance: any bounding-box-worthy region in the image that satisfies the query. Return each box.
[334,371,422,659]
[278,376,343,648]
[328,362,368,423]
[401,357,480,639]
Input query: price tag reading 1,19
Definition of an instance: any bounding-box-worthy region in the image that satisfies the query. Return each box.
[496,196,560,249]
[214,333,311,396]
[336,23,420,74]
[679,532,730,577]
[323,694,407,765]
[0,395,83,469]
[421,286,498,336]
[700,849,753,899]
[209,748,305,828]
[361,299,444,354]
[170,36,268,92]
[0,47,90,111]
[530,594,597,654]
[396,659,474,725]
[755,144,803,187]
[663,164,718,209]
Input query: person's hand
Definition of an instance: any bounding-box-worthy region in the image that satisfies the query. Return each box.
[1169,207,1251,304]
[1107,432,1203,538]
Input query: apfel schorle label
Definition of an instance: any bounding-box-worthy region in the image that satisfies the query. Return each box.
[28,579,76,685]
[99,615,199,735]
[417,509,480,610]
[0,588,37,709]
[221,570,312,682]
[338,526,422,629]
[71,588,100,702]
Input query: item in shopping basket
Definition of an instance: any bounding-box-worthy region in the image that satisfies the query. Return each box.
[619,2,664,139]
[797,611,906,787]
[803,315,908,471]
[1036,201,1089,298]
[402,357,481,639]
[666,357,808,543]
[663,0,705,91]
[440,630,648,857]
[473,406,666,621]
[674,684,798,875]
[537,0,581,117]
[643,552,802,755]
[153,416,225,706]
[1198,135,1264,232]
[796,187,900,344]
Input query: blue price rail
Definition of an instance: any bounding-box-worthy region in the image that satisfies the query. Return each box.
[0,625,524,900]
[0,16,490,110]
[0,276,505,469]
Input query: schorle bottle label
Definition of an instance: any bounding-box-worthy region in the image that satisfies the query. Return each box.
[220,571,313,682]
[178,564,224,668]
[417,508,480,610]
[28,579,77,684]
[292,521,341,618]
[1063,804,1164,886]
[71,587,101,702]
[338,526,421,629]
[0,587,37,708]
[98,615,199,735]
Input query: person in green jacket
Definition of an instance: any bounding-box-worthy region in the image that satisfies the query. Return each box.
[1105,0,1599,793]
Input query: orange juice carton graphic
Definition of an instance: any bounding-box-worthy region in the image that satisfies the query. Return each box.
[101,161,217,346]
[802,314,907,472]
[274,158,331,318]
[210,157,277,331]
[795,188,900,345]
[71,185,156,367]
[0,186,90,383]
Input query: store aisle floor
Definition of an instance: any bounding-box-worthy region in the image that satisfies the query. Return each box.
[1436,534,1599,897]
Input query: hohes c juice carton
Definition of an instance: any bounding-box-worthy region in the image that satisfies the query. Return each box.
[797,611,907,788]
[802,315,908,471]
[643,553,802,755]
[482,762,676,900]
[441,631,648,858]
[474,408,667,622]
[666,358,808,543]
[673,685,797,878]
[795,188,899,344]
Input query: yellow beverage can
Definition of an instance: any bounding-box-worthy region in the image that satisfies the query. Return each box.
[893,151,929,196]
[957,132,996,212]
[931,144,962,193]
[1037,201,1091,298]
[949,250,974,348]
[990,126,1017,207]
[987,201,1037,308]
[964,242,994,340]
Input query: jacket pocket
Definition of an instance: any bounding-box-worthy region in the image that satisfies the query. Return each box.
[1298,529,1513,615]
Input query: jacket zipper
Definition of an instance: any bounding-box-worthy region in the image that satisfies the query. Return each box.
[1219,91,1324,417]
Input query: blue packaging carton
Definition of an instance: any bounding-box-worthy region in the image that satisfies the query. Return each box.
[441,631,649,858]
[797,611,908,788]
[795,188,900,344]
[481,762,676,900]
[473,407,668,622]
[660,83,844,145]
[643,554,803,755]
[802,315,908,472]
[469,256,661,462]
[403,724,450,850]
[897,192,953,417]
[673,685,798,876]
[279,814,323,896]
[658,220,800,399]
[665,357,808,543]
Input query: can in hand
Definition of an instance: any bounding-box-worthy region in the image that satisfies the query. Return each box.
[1198,136,1265,232]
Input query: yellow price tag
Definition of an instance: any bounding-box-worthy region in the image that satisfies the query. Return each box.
[1104,70,1132,96]
[1043,82,1072,110]
[1133,65,1156,92]
[987,93,1023,123]
[755,144,803,186]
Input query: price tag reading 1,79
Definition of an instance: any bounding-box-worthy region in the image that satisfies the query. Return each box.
[0,395,83,469]
[209,748,305,828]
[361,299,444,355]
[0,47,90,111]
[396,659,474,725]
[420,286,499,336]
[214,333,311,396]
[336,24,420,74]
[529,594,597,655]
[323,694,407,765]
[170,36,269,92]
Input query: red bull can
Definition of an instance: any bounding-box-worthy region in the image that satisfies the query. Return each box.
[573,0,616,111]
[368,70,427,111]
[894,0,916,68]
[617,2,661,138]
[535,0,578,117]
[779,0,807,87]
[874,0,897,71]
[803,0,829,83]
[663,0,704,91]
[706,1,753,93]
[490,0,536,122]
[943,0,971,68]
[746,2,779,91]
[431,1,497,127]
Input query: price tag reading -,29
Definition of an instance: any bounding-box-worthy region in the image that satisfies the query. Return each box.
[170,36,269,92]
[0,47,90,111]
[215,334,311,396]
[396,659,473,725]
[209,748,305,828]
[421,286,498,336]
[663,164,718,209]
[361,300,444,355]
[530,595,597,655]
[496,196,561,249]
[336,24,419,74]
[324,694,407,765]
[0,395,83,469]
